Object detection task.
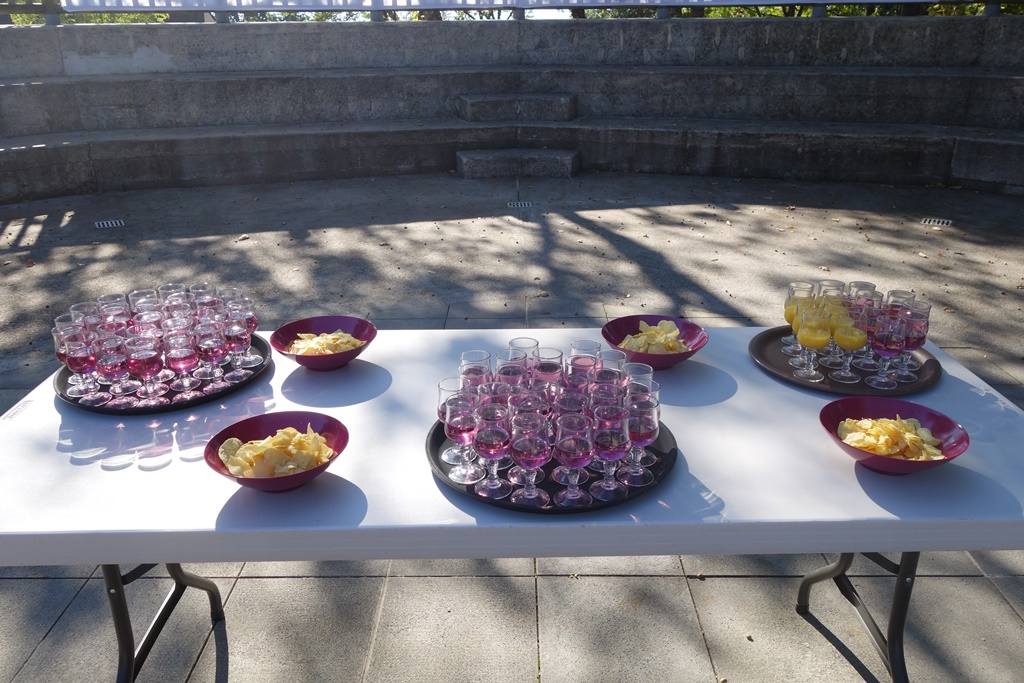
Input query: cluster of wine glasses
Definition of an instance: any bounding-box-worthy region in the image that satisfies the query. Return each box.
[437,337,663,508]
[782,279,931,388]
[51,283,261,409]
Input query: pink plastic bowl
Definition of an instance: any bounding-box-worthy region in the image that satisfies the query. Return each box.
[205,410,349,492]
[819,396,969,476]
[601,315,709,371]
[270,315,376,371]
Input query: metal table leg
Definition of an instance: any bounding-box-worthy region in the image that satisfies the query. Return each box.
[102,563,225,683]
[796,552,920,683]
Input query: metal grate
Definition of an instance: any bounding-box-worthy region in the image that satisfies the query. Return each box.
[94,220,125,229]
[507,201,532,208]
[921,218,952,227]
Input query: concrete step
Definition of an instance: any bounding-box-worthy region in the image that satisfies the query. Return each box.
[456,148,580,178]
[457,94,577,122]
[5,66,1022,139]
[4,119,1022,202]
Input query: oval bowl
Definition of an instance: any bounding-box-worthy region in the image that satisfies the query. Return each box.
[601,315,709,371]
[205,410,349,493]
[270,315,376,371]
[819,396,969,476]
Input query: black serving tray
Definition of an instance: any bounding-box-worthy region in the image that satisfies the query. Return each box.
[425,420,678,514]
[748,326,942,397]
[54,334,273,416]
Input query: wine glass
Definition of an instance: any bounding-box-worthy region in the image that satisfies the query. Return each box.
[623,362,654,390]
[553,391,588,420]
[828,316,868,384]
[570,339,602,358]
[164,334,205,402]
[69,301,103,333]
[793,309,831,383]
[617,396,659,488]
[444,395,485,485]
[894,300,930,382]
[438,377,467,464]
[124,335,170,407]
[852,292,884,371]
[533,347,564,385]
[459,350,492,383]
[589,404,631,501]
[223,311,254,384]
[508,337,539,374]
[226,298,263,368]
[782,283,815,354]
[128,289,159,315]
[157,283,187,301]
[553,413,594,508]
[494,348,529,385]
[597,349,627,373]
[787,297,818,368]
[56,325,91,397]
[509,420,552,508]
[96,336,142,406]
[865,313,906,390]
[507,411,549,487]
[65,339,111,407]
[472,403,513,499]
[192,322,230,393]
[817,297,851,370]
[563,354,598,394]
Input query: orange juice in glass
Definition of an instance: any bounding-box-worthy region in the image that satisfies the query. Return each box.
[794,309,830,382]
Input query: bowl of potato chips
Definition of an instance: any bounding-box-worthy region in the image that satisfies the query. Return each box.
[819,397,969,475]
[271,316,377,371]
[601,315,709,370]
[205,411,349,492]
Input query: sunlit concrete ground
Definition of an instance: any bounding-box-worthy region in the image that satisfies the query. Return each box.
[1,172,1023,681]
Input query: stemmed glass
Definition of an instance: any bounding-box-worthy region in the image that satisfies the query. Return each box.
[894,301,930,382]
[828,316,868,384]
[55,324,90,397]
[472,403,513,499]
[164,334,205,402]
[865,313,906,390]
[553,413,594,508]
[563,354,598,394]
[793,309,831,383]
[494,348,529,385]
[817,296,850,370]
[444,395,485,485]
[627,380,660,466]
[223,311,254,384]
[787,297,818,368]
[590,404,631,501]
[95,336,141,408]
[570,339,602,358]
[438,377,467,464]
[458,350,492,387]
[508,412,551,502]
[852,292,884,371]
[617,397,659,487]
[533,347,564,385]
[227,297,263,368]
[65,339,111,407]
[508,337,539,374]
[124,335,170,407]
[782,287,815,356]
[192,322,228,383]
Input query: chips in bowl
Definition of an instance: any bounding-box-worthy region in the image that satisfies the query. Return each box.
[271,316,377,371]
[819,397,968,475]
[602,315,708,370]
[205,411,348,492]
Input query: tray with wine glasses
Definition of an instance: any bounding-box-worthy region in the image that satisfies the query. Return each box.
[425,419,679,514]
[53,334,273,416]
[747,326,942,397]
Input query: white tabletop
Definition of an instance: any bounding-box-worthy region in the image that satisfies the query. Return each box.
[2,327,1023,567]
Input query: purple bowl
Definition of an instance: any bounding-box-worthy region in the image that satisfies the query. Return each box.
[601,315,709,371]
[819,396,969,476]
[270,316,376,371]
[205,410,349,492]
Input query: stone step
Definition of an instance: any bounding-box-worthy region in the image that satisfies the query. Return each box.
[5,66,1023,139]
[457,94,577,122]
[456,148,580,178]
[6,118,1021,203]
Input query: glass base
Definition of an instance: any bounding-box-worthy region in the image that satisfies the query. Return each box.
[818,354,845,369]
[551,465,588,486]
[78,392,111,407]
[172,390,206,403]
[225,368,253,384]
[239,353,263,368]
[474,478,513,499]
[508,466,545,485]
[510,487,550,507]
[440,445,463,465]
[865,374,898,390]
[793,368,824,382]
[554,487,592,507]
[616,465,654,487]
[448,463,485,485]
[590,479,628,501]
[137,396,170,408]
[106,395,139,409]
[829,369,861,384]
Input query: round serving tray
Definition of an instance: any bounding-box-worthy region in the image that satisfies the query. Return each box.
[53,334,273,416]
[748,326,942,397]
[425,420,678,514]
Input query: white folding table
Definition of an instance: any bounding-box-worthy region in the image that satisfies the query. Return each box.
[3,327,1023,683]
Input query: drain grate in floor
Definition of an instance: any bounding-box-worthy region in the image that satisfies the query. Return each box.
[507,201,532,208]
[921,218,952,227]
[94,220,125,229]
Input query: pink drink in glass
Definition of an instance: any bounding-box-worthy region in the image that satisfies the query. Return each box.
[533,361,563,384]
[444,413,477,446]
[197,338,228,365]
[66,346,97,374]
[473,425,511,460]
[593,429,631,462]
[96,353,129,382]
[127,350,163,381]
[166,347,199,374]
[554,436,594,469]
[459,364,490,387]
[511,434,551,470]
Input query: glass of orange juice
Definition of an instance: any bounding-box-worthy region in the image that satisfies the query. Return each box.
[794,309,831,382]
[783,286,815,356]
[829,317,868,384]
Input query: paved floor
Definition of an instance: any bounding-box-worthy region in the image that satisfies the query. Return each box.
[1,172,1023,682]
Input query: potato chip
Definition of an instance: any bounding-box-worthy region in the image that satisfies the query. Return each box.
[617,320,691,354]
[217,424,335,478]
[837,415,944,461]
[287,330,365,355]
